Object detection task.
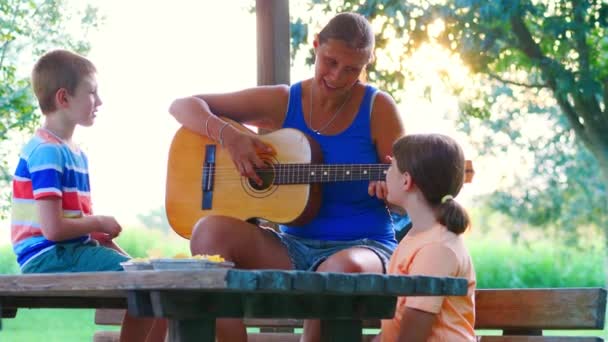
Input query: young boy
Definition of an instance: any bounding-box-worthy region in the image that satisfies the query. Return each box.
[10,49,165,342]
[378,134,477,342]
[11,49,129,273]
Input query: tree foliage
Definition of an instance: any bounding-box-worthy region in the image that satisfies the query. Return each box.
[293,0,608,235]
[0,0,101,216]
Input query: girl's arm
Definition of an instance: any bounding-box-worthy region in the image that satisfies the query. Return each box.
[397,307,437,342]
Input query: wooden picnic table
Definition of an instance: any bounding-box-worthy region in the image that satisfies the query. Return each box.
[0,269,468,342]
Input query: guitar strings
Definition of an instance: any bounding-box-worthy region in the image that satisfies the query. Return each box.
[199,166,389,180]
[198,166,390,184]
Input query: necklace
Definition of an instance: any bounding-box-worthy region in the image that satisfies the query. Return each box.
[309,82,352,135]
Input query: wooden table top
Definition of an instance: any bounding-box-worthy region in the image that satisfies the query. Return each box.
[0,269,468,298]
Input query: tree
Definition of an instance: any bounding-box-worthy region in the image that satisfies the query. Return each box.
[292,0,608,240]
[0,0,101,216]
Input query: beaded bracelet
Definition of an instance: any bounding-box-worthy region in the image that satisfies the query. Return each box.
[218,121,230,146]
[204,116,213,139]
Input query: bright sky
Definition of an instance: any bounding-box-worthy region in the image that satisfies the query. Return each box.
[1,1,500,244]
[78,1,259,225]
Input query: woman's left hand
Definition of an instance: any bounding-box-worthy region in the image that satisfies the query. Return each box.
[368,180,388,199]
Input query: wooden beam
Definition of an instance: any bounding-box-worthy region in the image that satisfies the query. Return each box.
[256,0,290,86]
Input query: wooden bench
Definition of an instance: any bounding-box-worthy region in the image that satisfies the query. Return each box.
[93,287,606,341]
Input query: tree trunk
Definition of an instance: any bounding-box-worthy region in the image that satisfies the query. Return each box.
[599,161,608,288]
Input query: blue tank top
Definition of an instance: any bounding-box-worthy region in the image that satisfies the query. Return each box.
[279,82,397,248]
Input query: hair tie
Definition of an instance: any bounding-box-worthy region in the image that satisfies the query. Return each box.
[441,195,453,204]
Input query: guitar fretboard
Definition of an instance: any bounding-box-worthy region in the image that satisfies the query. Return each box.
[264,164,389,185]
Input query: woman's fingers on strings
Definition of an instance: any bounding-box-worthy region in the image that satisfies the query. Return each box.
[243,160,263,185]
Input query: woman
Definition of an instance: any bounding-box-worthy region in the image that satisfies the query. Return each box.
[169,12,405,342]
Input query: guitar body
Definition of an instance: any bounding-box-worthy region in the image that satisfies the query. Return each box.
[165,121,322,238]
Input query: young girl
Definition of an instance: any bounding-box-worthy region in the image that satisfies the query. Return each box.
[379,134,476,342]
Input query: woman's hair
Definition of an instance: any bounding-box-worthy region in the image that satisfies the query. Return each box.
[392,134,470,234]
[31,49,97,114]
[318,12,375,51]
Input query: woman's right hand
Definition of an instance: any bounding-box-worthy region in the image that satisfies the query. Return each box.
[222,126,275,185]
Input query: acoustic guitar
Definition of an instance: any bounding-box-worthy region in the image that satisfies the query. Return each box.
[165,120,474,238]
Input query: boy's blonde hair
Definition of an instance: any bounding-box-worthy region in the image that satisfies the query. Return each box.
[31,49,97,114]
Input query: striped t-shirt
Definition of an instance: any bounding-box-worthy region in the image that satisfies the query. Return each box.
[11,128,92,267]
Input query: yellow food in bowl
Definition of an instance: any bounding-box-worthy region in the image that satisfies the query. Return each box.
[130,257,150,263]
[168,253,226,262]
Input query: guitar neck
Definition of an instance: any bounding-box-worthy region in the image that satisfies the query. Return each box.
[265,164,389,185]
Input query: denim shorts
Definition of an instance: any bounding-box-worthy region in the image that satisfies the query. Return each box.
[21,240,130,273]
[269,231,395,273]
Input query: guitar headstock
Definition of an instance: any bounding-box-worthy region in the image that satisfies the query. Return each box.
[464,160,475,184]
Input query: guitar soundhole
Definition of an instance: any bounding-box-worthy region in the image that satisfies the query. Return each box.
[248,160,275,191]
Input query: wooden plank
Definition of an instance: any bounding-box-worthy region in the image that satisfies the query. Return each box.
[241,288,607,330]
[95,309,125,325]
[255,0,290,86]
[476,288,607,329]
[149,291,245,319]
[0,270,230,296]
[1,296,126,310]
[224,270,468,296]
[150,291,397,320]
[249,334,300,342]
[478,337,604,342]
[244,318,381,328]
[93,331,120,342]
[248,335,376,342]
[0,270,467,297]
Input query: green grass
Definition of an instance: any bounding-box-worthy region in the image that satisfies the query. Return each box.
[1,308,118,341]
[466,230,605,288]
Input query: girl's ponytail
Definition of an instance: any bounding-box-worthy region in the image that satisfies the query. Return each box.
[437,196,470,235]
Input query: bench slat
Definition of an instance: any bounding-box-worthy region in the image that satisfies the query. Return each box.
[92,331,120,342]
[248,334,376,342]
[93,288,607,328]
[88,287,608,342]
[95,309,125,325]
[478,337,604,342]
[475,288,606,329]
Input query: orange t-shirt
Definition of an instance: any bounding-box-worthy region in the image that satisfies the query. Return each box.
[381,224,476,342]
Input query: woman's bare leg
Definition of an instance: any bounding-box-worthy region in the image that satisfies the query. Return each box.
[300,247,384,342]
[190,215,294,342]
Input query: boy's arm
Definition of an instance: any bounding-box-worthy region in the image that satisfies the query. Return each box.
[36,198,122,242]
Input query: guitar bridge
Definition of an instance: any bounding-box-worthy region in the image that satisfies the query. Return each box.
[201,145,216,209]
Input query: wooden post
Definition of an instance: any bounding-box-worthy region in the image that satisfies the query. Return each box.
[256,0,290,86]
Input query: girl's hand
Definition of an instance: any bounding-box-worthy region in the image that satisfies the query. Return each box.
[222,126,274,185]
[368,180,389,199]
[368,155,393,199]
